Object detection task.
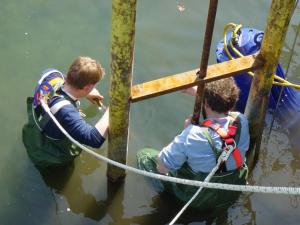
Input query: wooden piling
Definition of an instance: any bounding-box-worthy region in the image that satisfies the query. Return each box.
[245,0,295,166]
[108,0,137,182]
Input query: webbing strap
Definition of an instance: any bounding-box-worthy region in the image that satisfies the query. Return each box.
[229,112,241,143]
[202,129,221,158]
[201,113,243,169]
[33,100,66,131]
[33,96,74,131]
[202,120,230,138]
[202,128,229,173]
[232,148,243,168]
[50,100,71,114]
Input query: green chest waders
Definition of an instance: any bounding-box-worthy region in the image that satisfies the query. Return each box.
[22,97,81,168]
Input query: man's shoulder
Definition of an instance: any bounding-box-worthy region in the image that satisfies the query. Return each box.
[182,125,210,141]
[237,113,248,125]
[184,124,209,133]
[48,95,67,106]
[48,96,77,116]
[230,111,248,123]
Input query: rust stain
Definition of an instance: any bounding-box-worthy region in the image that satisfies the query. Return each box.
[131,54,261,102]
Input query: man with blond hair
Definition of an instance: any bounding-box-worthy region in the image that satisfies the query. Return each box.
[23,56,109,168]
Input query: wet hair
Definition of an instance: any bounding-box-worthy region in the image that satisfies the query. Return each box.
[204,77,240,113]
[66,56,104,89]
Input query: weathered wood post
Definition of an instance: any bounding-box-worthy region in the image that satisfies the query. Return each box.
[245,0,295,166]
[108,0,137,182]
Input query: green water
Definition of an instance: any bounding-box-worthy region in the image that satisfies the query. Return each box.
[1,0,300,224]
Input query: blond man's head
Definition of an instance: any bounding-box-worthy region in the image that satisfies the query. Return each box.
[66,56,104,89]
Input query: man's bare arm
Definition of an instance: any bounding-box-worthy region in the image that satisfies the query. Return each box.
[156,157,170,174]
[95,107,109,138]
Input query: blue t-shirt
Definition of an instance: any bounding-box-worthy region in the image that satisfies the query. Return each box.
[158,113,249,173]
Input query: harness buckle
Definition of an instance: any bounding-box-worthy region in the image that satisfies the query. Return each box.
[225,139,236,149]
[225,137,235,145]
[219,140,236,162]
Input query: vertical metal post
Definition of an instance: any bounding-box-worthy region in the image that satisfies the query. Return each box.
[245,0,295,165]
[191,0,219,124]
[108,0,137,182]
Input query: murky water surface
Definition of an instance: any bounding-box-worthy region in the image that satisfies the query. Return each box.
[1,1,300,224]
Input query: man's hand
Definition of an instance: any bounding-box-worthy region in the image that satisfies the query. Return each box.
[184,115,192,128]
[86,88,104,106]
[156,157,170,174]
[95,106,109,138]
[182,86,197,96]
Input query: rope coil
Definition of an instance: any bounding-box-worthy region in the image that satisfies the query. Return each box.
[223,23,300,90]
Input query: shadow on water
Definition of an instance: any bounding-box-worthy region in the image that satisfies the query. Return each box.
[101,193,228,225]
[35,156,258,225]
[34,155,127,224]
[111,191,256,225]
[39,163,108,221]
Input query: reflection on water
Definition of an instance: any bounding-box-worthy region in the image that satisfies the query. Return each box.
[33,152,127,224]
[39,162,108,221]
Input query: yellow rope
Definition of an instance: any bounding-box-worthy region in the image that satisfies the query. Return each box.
[223,23,300,90]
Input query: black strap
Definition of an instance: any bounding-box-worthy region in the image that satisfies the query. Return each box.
[33,88,77,131]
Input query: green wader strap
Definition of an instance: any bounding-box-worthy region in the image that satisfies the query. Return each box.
[202,128,221,158]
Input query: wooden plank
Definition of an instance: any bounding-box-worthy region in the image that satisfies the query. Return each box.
[131,54,262,102]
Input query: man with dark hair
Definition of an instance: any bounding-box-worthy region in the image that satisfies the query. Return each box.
[23,56,109,168]
[137,77,249,210]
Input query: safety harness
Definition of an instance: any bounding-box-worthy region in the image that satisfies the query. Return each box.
[32,69,78,134]
[202,113,243,172]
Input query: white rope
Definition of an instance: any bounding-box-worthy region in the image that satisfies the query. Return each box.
[40,99,300,195]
